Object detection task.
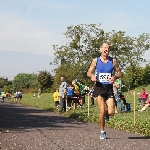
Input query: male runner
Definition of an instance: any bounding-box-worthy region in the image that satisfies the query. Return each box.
[87,42,122,139]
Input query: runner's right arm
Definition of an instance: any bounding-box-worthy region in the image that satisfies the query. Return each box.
[87,58,97,82]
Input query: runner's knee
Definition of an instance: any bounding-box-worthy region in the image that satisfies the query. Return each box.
[108,111,114,116]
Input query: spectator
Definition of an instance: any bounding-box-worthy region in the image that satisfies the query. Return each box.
[89,86,95,105]
[53,89,59,109]
[138,88,148,106]
[72,80,80,108]
[114,79,123,113]
[138,99,150,111]
[113,83,118,113]
[120,93,127,111]
[59,76,67,113]
[84,86,90,95]
[66,83,74,109]
[115,78,122,94]
[115,93,122,113]
[76,81,86,107]
[38,88,41,98]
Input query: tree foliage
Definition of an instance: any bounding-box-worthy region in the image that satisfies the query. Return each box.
[52,24,150,87]
[37,70,53,92]
[13,73,38,90]
[0,77,12,92]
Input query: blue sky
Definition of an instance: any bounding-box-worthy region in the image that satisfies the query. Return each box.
[0,0,150,80]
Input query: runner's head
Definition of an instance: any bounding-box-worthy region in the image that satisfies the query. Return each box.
[100,42,110,57]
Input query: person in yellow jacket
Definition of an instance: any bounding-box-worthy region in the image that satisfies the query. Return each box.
[53,89,59,109]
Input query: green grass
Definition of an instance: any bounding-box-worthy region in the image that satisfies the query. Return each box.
[9,86,150,136]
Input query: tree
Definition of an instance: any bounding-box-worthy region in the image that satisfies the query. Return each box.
[52,24,150,87]
[13,73,38,90]
[122,65,145,89]
[141,64,150,85]
[52,24,106,86]
[0,77,11,89]
[37,70,53,92]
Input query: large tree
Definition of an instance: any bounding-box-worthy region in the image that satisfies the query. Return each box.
[52,24,150,87]
[13,73,38,90]
[37,70,53,92]
[0,77,11,89]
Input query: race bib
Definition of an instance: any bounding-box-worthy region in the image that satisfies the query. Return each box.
[98,73,111,82]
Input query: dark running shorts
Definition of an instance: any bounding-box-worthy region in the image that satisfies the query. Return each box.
[94,82,114,100]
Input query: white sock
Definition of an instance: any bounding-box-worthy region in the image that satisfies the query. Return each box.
[101,131,105,133]
[141,108,146,111]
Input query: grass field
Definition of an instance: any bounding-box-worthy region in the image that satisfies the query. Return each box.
[9,86,150,136]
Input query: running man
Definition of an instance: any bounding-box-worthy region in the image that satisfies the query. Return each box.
[87,42,122,139]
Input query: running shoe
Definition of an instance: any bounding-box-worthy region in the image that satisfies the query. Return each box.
[100,132,107,139]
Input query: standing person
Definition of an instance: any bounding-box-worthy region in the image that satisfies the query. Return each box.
[53,89,59,109]
[89,86,95,105]
[72,80,80,109]
[38,88,41,98]
[59,76,67,113]
[66,83,74,109]
[76,81,86,107]
[113,83,118,113]
[115,78,122,94]
[114,80,123,113]
[87,42,122,139]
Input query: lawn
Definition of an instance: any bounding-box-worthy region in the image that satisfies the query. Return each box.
[9,86,150,136]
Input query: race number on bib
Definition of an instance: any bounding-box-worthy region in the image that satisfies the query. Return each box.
[98,73,111,82]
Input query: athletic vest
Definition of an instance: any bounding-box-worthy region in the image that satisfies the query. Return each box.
[95,57,114,84]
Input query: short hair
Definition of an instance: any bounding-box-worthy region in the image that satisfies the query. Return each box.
[100,42,109,48]
[61,75,65,77]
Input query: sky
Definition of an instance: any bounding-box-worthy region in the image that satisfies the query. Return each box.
[0,0,150,80]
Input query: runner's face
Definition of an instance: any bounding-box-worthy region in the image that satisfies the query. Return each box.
[100,43,110,56]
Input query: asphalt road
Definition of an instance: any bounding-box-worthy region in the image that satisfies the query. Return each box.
[0,101,150,150]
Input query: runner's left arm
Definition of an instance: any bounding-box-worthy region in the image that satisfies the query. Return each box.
[113,58,122,79]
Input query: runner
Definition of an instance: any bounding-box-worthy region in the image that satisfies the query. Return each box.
[87,42,122,139]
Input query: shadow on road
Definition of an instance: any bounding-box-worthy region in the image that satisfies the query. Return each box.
[0,102,86,131]
[128,136,150,139]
